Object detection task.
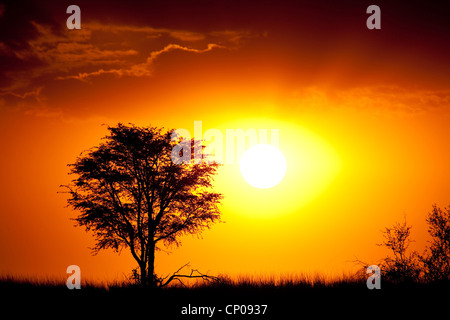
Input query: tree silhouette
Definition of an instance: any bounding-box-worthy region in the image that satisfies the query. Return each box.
[422,204,450,282]
[377,217,421,283]
[62,123,222,287]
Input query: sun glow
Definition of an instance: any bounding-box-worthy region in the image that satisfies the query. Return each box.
[240,144,287,189]
[211,118,342,219]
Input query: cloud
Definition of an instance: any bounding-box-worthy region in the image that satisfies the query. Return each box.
[208,30,255,45]
[288,86,450,117]
[0,86,43,100]
[0,15,254,117]
[11,22,138,71]
[0,86,46,115]
[60,43,224,81]
[0,21,140,95]
[337,87,450,115]
[86,22,207,42]
[1,20,246,91]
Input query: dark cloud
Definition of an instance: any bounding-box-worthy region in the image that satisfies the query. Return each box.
[0,0,449,117]
[0,0,254,114]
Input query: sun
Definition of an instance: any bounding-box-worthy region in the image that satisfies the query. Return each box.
[240,144,287,189]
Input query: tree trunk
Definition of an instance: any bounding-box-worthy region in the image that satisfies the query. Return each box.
[139,262,147,287]
[148,240,156,288]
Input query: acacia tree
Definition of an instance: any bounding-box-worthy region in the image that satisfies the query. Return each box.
[63,123,222,287]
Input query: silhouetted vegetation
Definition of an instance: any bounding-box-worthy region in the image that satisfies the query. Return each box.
[377,217,421,283]
[61,123,222,288]
[1,272,446,318]
[376,204,450,284]
[422,204,450,282]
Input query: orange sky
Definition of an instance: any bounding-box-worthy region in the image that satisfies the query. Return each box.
[0,0,449,282]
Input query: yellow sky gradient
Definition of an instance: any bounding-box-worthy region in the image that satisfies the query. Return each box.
[1,86,448,281]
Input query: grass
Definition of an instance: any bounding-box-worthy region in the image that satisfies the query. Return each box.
[183,272,364,290]
[0,271,362,289]
[1,273,447,318]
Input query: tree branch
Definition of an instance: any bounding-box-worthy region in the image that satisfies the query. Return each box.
[158,262,221,287]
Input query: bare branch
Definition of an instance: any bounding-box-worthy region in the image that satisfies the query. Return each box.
[158,262,221,287]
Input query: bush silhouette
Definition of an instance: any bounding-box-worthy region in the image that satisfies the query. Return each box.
[422,204,450,282]
[377,205,450,284]
[377,217,421,283]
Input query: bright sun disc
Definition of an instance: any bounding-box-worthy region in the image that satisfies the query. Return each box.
[240,144,287,189]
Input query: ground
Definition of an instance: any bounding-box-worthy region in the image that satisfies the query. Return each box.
[1,278,447,318]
